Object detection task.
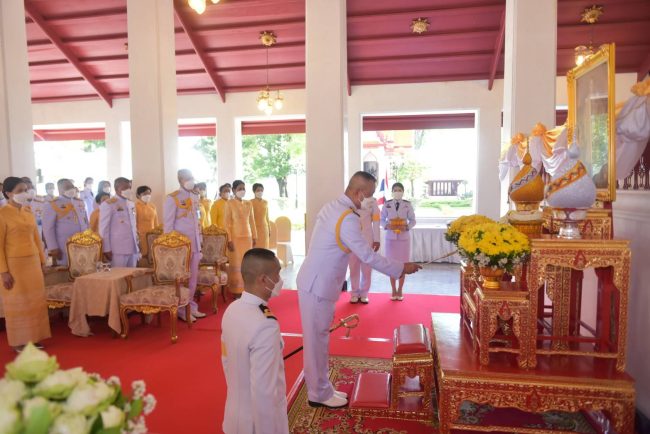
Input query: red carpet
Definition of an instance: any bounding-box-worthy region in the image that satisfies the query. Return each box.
[0,290,458,434]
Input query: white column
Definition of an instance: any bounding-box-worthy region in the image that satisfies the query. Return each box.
[216,113,238,185]
[502,0,557,208]
[347,112,362,181]
[305,0,348,244]
[127,0,178,208]
[475,104,503,219]
[105,117,123,180]
[0,0,35,178]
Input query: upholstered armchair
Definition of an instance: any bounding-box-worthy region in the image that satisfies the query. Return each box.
[119,231,192,343]
[197,225,228,311]
[145,225,163,266]
[46,230,102,310]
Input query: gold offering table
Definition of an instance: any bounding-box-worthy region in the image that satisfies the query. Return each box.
[528,236,631,372]
[432,313,635,434]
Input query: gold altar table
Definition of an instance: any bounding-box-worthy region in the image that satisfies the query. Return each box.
[527,236,631,372]
[432,313,635,434]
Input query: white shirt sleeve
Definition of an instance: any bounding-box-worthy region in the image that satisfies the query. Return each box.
[99,202,112,252]
[407,203,416,230]
[249,321,289,434]
[380,203,389,229]
[42,203,58,250]
[163,196,175,234]
[340,213,403,278]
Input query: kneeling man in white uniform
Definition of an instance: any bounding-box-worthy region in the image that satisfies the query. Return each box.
[221,248,289,434]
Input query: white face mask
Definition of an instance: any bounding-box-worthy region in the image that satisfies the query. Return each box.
[120,189,133,199]
[102,186,111,194]
[46,189,55,196]
[361,197,374,210]
[12,192,29,205]
[255,191,263,199]
[63,189,77,199]
[265,276,283,298]
[392,191,404,200]
[183,180,195,191]
[235,190,246,199]
[27,189,36,200]
[141,194,152,203]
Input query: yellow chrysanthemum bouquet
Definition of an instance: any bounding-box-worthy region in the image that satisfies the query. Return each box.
[445,214,494,245]
[458,222,530,272]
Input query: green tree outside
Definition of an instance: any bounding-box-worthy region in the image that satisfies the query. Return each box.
[242,134,305,198]
[390,156,426,198]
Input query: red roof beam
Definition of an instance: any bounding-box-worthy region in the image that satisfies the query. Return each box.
[488,8,506,91]
[173,0,226,102]
[24,1,113,107]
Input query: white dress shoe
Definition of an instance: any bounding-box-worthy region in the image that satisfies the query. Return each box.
[178,315,196,323]
[390,296,398,301]
[308,393,348,409]
[397,296,404,301]
[334,390,348,399]
[360,297,369,304]
[349,296,359,304]
[192,311,207,318]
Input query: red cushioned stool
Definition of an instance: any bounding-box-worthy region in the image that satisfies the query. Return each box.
[349,372,391,410]
[391,324,434,419]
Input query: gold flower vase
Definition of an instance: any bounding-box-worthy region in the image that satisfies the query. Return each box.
[479,267,505,289]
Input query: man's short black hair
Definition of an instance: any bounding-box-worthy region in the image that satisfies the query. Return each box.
[114,177,130,189]
[136,186,151,196]
[352,171,377,183]
[252,183,264,192]
[241,248,278,286]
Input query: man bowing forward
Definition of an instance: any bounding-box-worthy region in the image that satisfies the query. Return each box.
[297,171,422,408]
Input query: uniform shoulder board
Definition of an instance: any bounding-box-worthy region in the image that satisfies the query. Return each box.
[403,199,411,203]
[168,190,180,197]
[106,197,118,204]
[259,304,277,320]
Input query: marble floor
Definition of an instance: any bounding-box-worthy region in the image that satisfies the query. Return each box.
[280,255,460,296]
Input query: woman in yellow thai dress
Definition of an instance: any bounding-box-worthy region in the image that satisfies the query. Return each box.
[251,183,271,249]
[224,180,257,294]
[89,192,110,233]
[0,177,51,352]
[210,183,231,229]
[135,186,159,257]
[196,182,212,229]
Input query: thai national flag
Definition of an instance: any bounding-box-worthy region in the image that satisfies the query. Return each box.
[377,174,388,205]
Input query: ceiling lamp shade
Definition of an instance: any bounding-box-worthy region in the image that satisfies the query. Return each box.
[188,0,219,14]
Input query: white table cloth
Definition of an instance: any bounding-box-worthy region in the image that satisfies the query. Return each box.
[379,224,460,263]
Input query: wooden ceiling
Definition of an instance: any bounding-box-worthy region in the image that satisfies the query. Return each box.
[24,0,650,105]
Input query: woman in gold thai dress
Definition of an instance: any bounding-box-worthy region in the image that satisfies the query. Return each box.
[89,192,110,233]
[196,182,212,229]
[210,183,231,229]
[251,183,271,249]
[135,185,159,257]
[224,180,257,294]
[0,177,51,351]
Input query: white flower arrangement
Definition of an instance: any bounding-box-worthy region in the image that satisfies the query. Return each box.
[1,343,156,434]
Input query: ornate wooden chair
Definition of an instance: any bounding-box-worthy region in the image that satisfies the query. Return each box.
[45,230,102,311]
[197,225,228,310]
[145,225,163,266]
[119,231,192,343]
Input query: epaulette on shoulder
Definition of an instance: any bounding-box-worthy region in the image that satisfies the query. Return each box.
[106,197,118,204]
[169,190,180,197]
[385,199,394,203]
[403,199,411,203]
[259,304,277,320]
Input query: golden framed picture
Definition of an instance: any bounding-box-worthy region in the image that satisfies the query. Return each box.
[567,43,616,202]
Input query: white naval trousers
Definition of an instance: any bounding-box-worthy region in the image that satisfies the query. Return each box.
[348,254,372,297]
[111,254,139,268]
[298,289,337,402]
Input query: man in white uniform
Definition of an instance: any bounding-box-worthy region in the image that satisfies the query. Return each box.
[297,171,422,408]
[348,196,381,304]
[99,178,140,268]
[221,248,289,434]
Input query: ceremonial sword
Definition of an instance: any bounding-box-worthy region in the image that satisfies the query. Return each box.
[283,314,360,360]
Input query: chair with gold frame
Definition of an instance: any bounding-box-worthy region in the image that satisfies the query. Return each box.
[119,231,192,343]
[197,224,228,311]
[144,225,163,266]
[45,230,102,311]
